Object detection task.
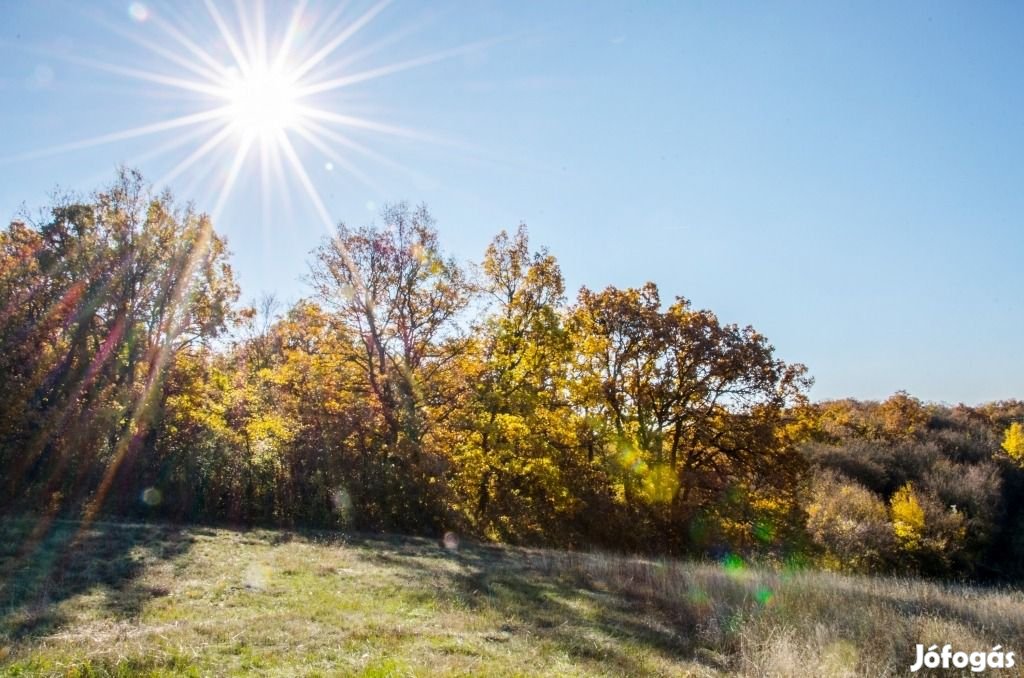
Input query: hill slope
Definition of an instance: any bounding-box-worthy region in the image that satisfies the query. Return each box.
[2,518,1023,676]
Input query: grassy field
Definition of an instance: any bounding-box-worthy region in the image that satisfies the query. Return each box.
[2,518,1024,676]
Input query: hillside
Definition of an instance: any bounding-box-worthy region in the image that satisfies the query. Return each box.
[2,519,1024,676]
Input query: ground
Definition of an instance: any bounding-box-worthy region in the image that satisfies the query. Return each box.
[1,518,1023,677]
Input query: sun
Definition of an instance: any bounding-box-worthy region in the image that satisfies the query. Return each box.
[222,65,301,138]
[2,1,495,230]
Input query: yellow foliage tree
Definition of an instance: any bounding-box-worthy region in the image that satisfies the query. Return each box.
[1002,422,1024,464]
[890,482,926,551]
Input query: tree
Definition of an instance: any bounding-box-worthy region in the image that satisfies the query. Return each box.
[309,203,471,529]
[448,225,582,542]
[890,482,926,551]
[0,170,237,517]
[569,282,811,549]
[1002,422,1024,464]
[879,391,929,439]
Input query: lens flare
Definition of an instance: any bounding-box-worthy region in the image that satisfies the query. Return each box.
[128,2,149,23]
[141,487,163,506]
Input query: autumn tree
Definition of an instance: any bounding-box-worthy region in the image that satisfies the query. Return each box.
[569,283,811,549]
[0,169,237,516]
[309,203,471,529]
[258,300,384,527]
[448,226,586,541]
[1003,422,1024,464]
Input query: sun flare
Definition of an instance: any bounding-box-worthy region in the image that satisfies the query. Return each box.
[3,1,492,229]
[222,65,302,138]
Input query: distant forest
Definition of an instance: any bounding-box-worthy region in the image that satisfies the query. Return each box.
[3,170,1023,580]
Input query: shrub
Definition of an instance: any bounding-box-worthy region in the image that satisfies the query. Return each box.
[806,472,895,572]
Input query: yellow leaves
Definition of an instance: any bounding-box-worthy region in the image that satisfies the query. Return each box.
[245,413,294,451]
[610,440,679,505]
[165,387,232,440]
[890,482,926,550]
[885,480,967,572]
[491,413,531,442]
[1002,422,1024,464]
[779,404,820,446]
[613,441,648,478]
[640,464,679,504]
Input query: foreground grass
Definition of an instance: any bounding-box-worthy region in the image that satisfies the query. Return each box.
[1,518,1023,676]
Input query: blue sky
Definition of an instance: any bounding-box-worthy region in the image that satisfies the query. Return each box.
[1,0,1022,404]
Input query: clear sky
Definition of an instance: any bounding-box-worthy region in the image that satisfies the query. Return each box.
[1,0,1022,404]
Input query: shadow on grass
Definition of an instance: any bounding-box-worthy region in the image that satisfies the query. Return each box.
[0,516,194,643]
[342,534,712,675]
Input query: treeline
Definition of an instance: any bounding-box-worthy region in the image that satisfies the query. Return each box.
[1,171,1022,579]
[805,395,1024,579]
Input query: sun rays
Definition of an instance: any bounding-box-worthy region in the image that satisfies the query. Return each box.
[5,0,484,229]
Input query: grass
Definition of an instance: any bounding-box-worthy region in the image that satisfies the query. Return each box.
[2,517,1024,676]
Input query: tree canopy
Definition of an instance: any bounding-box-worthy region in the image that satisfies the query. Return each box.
[3,171,1022,580]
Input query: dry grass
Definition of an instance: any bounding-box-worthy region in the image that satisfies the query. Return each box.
[1,517,1023,676]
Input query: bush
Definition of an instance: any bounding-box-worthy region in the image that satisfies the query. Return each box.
[806,472,895,572]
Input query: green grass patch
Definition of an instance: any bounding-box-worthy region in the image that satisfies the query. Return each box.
[2,517,1024,676]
